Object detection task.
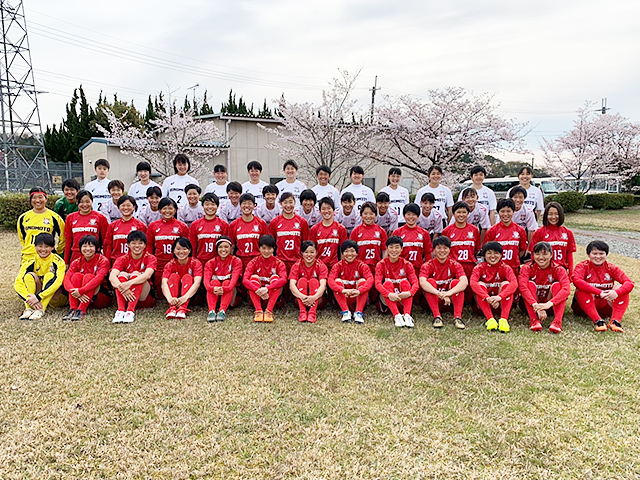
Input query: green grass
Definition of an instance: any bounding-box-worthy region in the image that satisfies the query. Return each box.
[0,230,639,478]
[565,206,640,232]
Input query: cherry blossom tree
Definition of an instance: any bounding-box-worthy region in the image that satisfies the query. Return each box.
[541,102,640,191]
[368,88,527,184]
[259,70,375,188]
[99,95,223,179]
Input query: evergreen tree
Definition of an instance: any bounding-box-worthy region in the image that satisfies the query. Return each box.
[199,90,215,115]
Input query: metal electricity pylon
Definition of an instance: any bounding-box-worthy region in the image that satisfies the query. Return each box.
[0,0,50,191]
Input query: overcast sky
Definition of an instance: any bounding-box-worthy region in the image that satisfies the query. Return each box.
[19,0,640,163]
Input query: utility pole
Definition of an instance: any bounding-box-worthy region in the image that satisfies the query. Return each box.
[188,84,199,113]
[600,98,610,115]
[369,76,380,123]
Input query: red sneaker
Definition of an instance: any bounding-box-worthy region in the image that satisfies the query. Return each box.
[549,321,562,334]
[165,306,178,319]
[530,320,542,332]
[307,309,317,323]
[298,310,308,322]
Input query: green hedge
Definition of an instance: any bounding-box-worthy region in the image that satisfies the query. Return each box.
[635,195,640,206]
[549,191,586,213]
[585,193,634,210]
[0,193,60,228]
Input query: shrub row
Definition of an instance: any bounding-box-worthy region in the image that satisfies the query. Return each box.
[584,193,635,210]
[543,191,585,212]
[0,194,60,228]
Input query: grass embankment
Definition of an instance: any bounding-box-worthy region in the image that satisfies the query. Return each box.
[0,230,639,478]
[565,206,640,232]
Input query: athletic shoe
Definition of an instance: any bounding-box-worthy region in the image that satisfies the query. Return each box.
[29,310,44,321]
[175,307,187,320]
[403,313,414,328]
[594,319,607,332]
[253,310,264,322]
[207,310,217,322]
[123,311,135,324]
[62,309,75,321]
[20,309,34,320]
[307,310,317,324]
[609,320,624,333]
[341,311,352,323]
[549,321,562,334]
[112,310,125,324]
[394,313,405,327]
[530,320,542,332]
[216,310,226,322]
[71,310,84,321]
[498,318,510,333]
[454,317,466,330]
[298,310,308,323]
[353,312,364,324]
[263,311,274,323]
[165,306,178,319]
[485,317,498,331]
[432,316,443,328]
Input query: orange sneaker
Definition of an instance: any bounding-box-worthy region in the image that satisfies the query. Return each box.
[263,310,274,323]
[594,319,607,332]
[253,310,264,322]
[609,320,624,333]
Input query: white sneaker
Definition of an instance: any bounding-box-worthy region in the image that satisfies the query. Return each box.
[341,311,352,322]
[353,312,365,324]
[394,313,405,327]
[403,314,414,328]
[174,308,186,320]
[20,309,34,320]
[123,311,135,323]
[29,310,44,321]
[112,310,125,324]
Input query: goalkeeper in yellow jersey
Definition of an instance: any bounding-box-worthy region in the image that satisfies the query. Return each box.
[17,187,65,263]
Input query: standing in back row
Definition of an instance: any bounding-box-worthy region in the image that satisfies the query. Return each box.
[341,166,375,212]
[415,166,454,223]
[161,154,199,209]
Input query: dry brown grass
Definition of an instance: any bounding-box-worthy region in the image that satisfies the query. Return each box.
[565,206,640,232]
[0,229,639,479]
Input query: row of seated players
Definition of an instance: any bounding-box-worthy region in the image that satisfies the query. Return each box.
[16,228,634,334]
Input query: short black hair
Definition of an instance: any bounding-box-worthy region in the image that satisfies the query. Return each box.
[509,186,527,199]
[360,202,377,215]
[279,192,294,203]
[318,197,335,210]
[432,236,451,248]
[402,203,420,216]
[470,165,487,176]
[146,186,162,198]
[340,240,359,254]
[76,190,93,203]
[79,234,100,250]
[172,237,193,257]
[61,178,81,191]
[29,186,47,198]
[127,230,147,244]
[34,232,55,248]
[173,153,190,173]
[340,192,355,203]
[213,164,227,173]
[542,201,565,227]
[482,241,503,256]
[586,240,609,255]
[158,197,178,213]
[376,192,390,203]
[420,192,436,203]
[283,160,298,171]
[258,234,276,248]
[316,165,331,176]
[388,167,402,176]
[533,241,552,254]
[427,165,443,175]
[136,161,151,173]
[263,184,279,196]
[239,193,256,205]
[117,195,138,211]
[452,201,470,213]
[497,198,516,212]
[300,189,317,203]
[386,235,403,247]
[184,184,202,195]
[518,166,534,176]
[108,180,124,191]
[350,165,364,176]
[202,193,220,206]
[94,159,110,170]
[300,240,317,253]
[227,181,242,194]
[247,161,263,172]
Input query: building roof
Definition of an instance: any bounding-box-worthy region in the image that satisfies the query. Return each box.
[196,113,283,124]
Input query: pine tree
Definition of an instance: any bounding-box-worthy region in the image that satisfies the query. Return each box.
[199,90,215,115]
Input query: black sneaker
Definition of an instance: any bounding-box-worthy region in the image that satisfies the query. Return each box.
[71,310,84,321]
[595,320,607,332]
[62,309,75,321]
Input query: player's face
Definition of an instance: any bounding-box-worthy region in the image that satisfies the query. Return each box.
[404,212,418,227]
[281,197,295,215]
[81,242,97,259]
[264,193,277,206]
[137,170,150,182]
[547,207,559,226]
[350,172,364,184]
[284,165,297,180]
[317,171,330,185]
[302,199,315,213]
[160,204,177,220]
[512,193,525,210]
[429,170,442,185]
[341,200,355,215]
[129,239,146,257]
[320,203,334,221]
[588,248,607,266]
[228,190,241,205]
[421,201,433,216]
[63,186,78,202]
[148,195,161,210]
[30,193,47,211]
[240,200,255,216]
[434,244,450,262]
[361,208,376,226]
[342,247,357,263]
[214,170,228,183]
[302,245,317,264]
[248,167,261,181]
[377,201,389,215]
[388,173,401,186]
[35,242,54,259]
[203,200,218,217]
[484,249,502,266]
[259,244,274,258]
[95,165,109,180]
[110,187,123,202]
[119,200,135,218]
[518,171,532,185]
[462,195,477,210]
[78,196,93,214]
[533,249,552,269]
[453,208,468,224]
[173,244,191,262]
[387,243,402,260]
[186,189,200,206]
[471,172,485,184]
[217,242,231,259]
[499,207,514,224]
[176,161,189,175]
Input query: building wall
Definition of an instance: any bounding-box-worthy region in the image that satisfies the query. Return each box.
[82,141,145,190]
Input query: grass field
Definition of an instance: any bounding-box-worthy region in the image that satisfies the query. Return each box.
[565,206,640,232]
[0,229,639,479]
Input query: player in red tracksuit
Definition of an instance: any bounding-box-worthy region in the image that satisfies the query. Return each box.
[270,192,309,273]
[62,234,111,321]
[64,190,109,264]
[289,241,328,323]
[203,236,243,322]
[103,195,147,264]
[309,197,348,270]
[375,236,419,328]
[530,201,576,275]
[243,235,288,323]
[392,203,433,277]
[328,240,374,324]
[484,198,528,274]
[519,241,571,333]
[147,197,190,297]
[419,236,469,330]
[442,201,480,301]
[229,193,269,269]
[571,240,634,333]
[189,193,229,264]
[350,202,388,275]
[161,237,203,320]
[109,230,157,324]
[470,241,519,333]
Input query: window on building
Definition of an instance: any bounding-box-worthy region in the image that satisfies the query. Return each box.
[270,177,284,184]
[364,177,376,191]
